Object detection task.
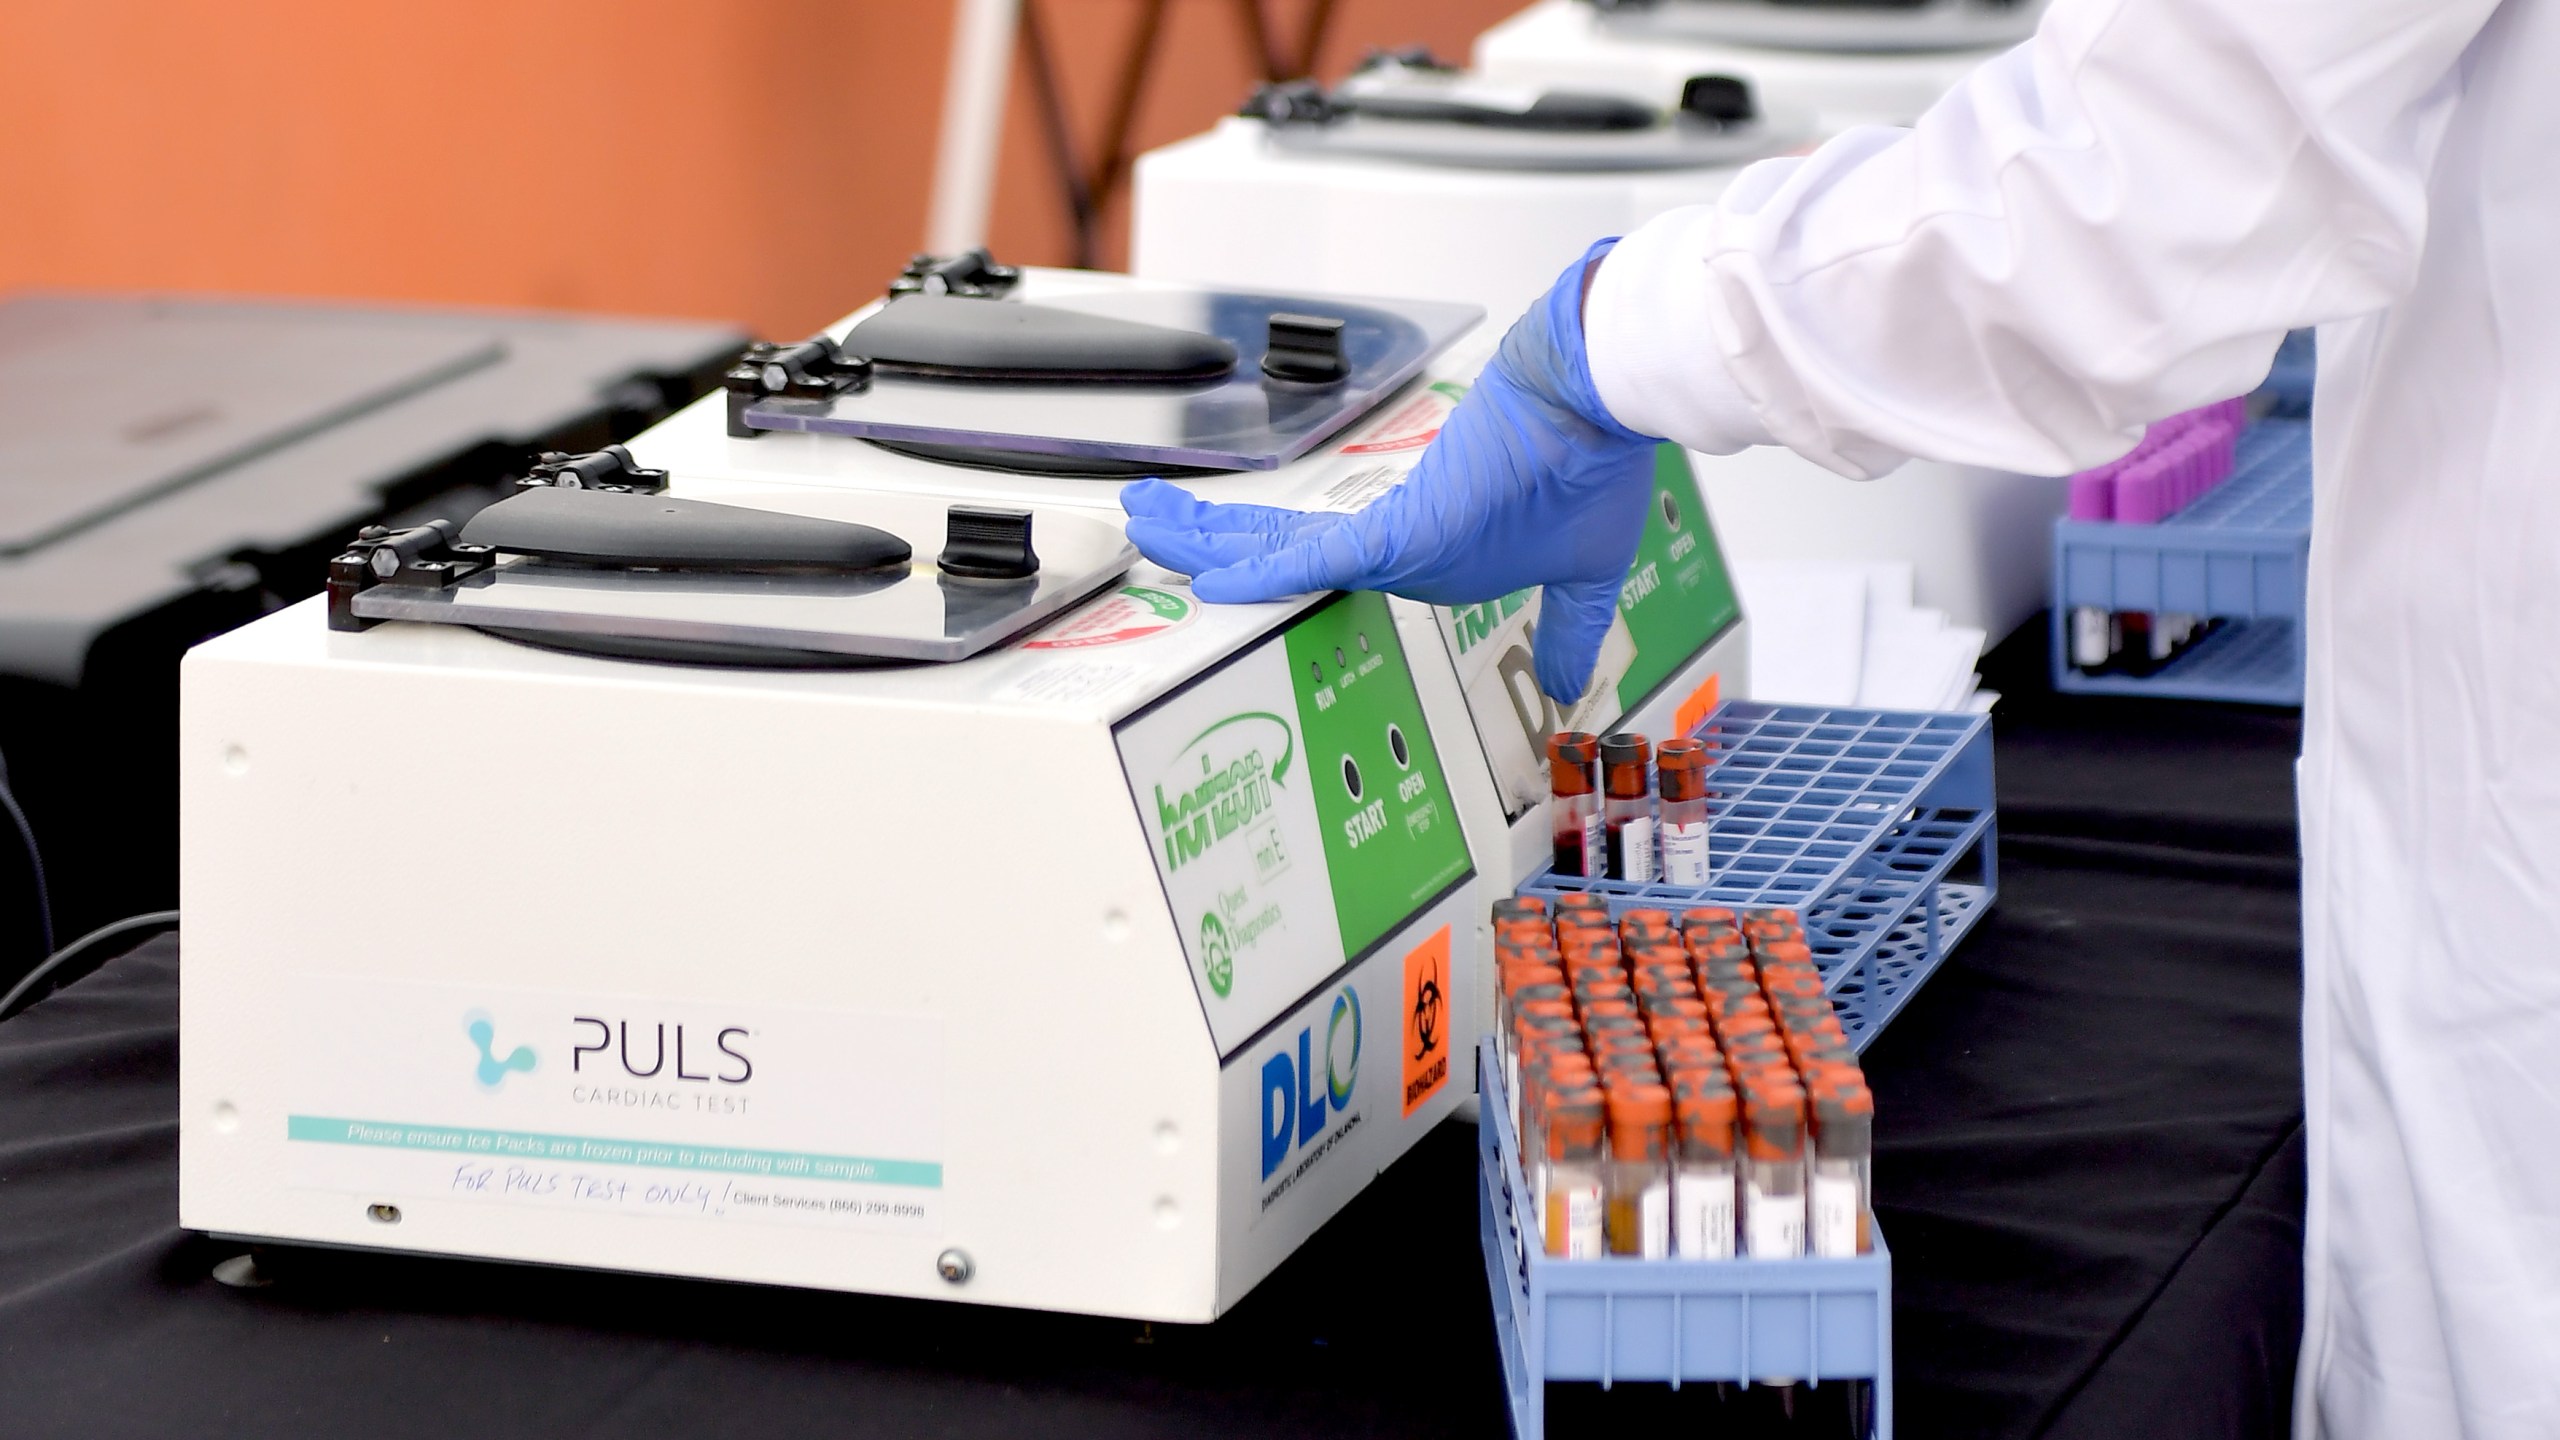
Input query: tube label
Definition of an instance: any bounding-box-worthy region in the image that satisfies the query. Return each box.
[1811,1174,1862,1258]
[1609,816,1656,884]
[1675,1169,1735,1259]
[1639,1180,1671,1260]
[1744,1178,1805,1259]
[1660,821,1710,887]
[1548,1181,1604,1260]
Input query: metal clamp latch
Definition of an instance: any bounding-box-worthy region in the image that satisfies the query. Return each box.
[326,519,496,632]
[1239,80,1343,128]
[888,248,1023,300]
[724,335,874,438]
[519,444,668,494]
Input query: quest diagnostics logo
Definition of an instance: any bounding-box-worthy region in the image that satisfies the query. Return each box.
[1198,910,1234,997]
[465,1011,536,1089]
[1260,987,1362,1182]
[1154,712,1294,875]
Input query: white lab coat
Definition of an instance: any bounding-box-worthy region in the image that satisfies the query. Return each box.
[1581,0,2560,1433]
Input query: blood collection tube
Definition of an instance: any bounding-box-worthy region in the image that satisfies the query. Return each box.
[1657,738,1713,887]
[1726,1033,1790,1087]
[1500,973,1569,1094]
[1688,923,1748,957]
[1547,732,1604,879]
[1770,990,1830,1025]
[1810,1078,1875,1257]
[1597,997,1649,1028]
[1659,1035,1720,1078]
[2071,606,2119,671]
[1758,937,1816,966]
[1543,1087,1607,1259]
[1592,1027,1658,1069]
[1619,907,1676,937]
[1557,924,1612,956]
[1654,1036,1716,1078]
[1558,915,1615,951]
[1674,1085,1740,1259]
[1491,896,1548,927]
[1745,909,1803,942]
[1762,969,1825,1005]
[1574,979,1636,1021]
[1521,1045,1592,1226]
[1600,733,1657,884]
[1513,1005,1580,1128]
[1638,973,1693,1000]
[1604,1084,1675,1258]
[1743,1083,1809,1259]
[1703,984,1770,1032]
[1598,1053,1664,1094]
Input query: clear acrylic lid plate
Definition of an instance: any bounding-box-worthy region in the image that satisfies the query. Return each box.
[740,288,1482,472]
[347,490,1136,664]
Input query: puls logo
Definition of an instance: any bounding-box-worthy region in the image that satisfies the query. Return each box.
[1260,988,1361,1179]
[465,1011,536,1089]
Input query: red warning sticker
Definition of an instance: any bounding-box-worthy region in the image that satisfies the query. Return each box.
[1020,585,1195,650]
[1340,382,1464,455]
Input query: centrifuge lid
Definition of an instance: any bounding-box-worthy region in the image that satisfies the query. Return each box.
[1590,0,2045,53]
[340,487,1137,666]
[735,287,1481,473]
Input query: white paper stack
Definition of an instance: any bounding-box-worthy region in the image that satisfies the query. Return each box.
[1731,558,1989,712]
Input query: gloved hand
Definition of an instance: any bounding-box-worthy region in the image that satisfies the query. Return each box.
[1121,239,1661,702]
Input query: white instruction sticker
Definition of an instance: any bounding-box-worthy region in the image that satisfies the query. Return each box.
[1312,463,1408,515]
[284,975,942,1235]
[995,659,1151,709]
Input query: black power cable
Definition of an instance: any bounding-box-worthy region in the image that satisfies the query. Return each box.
[0,910,178,1023]
[0,753,52,967]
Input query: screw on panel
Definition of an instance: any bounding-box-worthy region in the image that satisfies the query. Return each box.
[367,1204,402,1224]
[936,1248,973,1285]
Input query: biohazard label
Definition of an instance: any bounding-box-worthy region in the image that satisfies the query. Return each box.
[1401,926,1451,1116]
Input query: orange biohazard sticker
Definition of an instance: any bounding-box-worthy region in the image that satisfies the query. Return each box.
[1674,673,1722,741]
[1401,925,1452,1116]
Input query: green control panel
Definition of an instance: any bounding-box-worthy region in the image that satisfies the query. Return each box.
[1119,591,1473,1056]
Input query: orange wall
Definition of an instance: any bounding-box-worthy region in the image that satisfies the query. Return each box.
[0,0,1522,340]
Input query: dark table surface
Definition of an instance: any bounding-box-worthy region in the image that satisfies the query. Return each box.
[0,621,2307,1440]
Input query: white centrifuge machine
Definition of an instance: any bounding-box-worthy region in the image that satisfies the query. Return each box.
[1133,26,2062,640]
[176,253,1748,1322]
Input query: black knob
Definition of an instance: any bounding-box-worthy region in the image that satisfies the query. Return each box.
[1263,314,1348,385]
[939,505,1040,580]
[1679,74,1756,127]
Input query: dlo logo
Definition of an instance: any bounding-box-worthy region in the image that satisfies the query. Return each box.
[465,1011,536,1089]
[1260,988,1361,1179]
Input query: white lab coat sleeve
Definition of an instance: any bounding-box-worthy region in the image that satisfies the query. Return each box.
[1583,0,2501,479]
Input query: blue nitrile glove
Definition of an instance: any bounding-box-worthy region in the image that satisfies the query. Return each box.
[1121,240,1660,703]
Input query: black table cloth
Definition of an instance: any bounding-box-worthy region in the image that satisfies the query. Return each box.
[0,622,2306,1439]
